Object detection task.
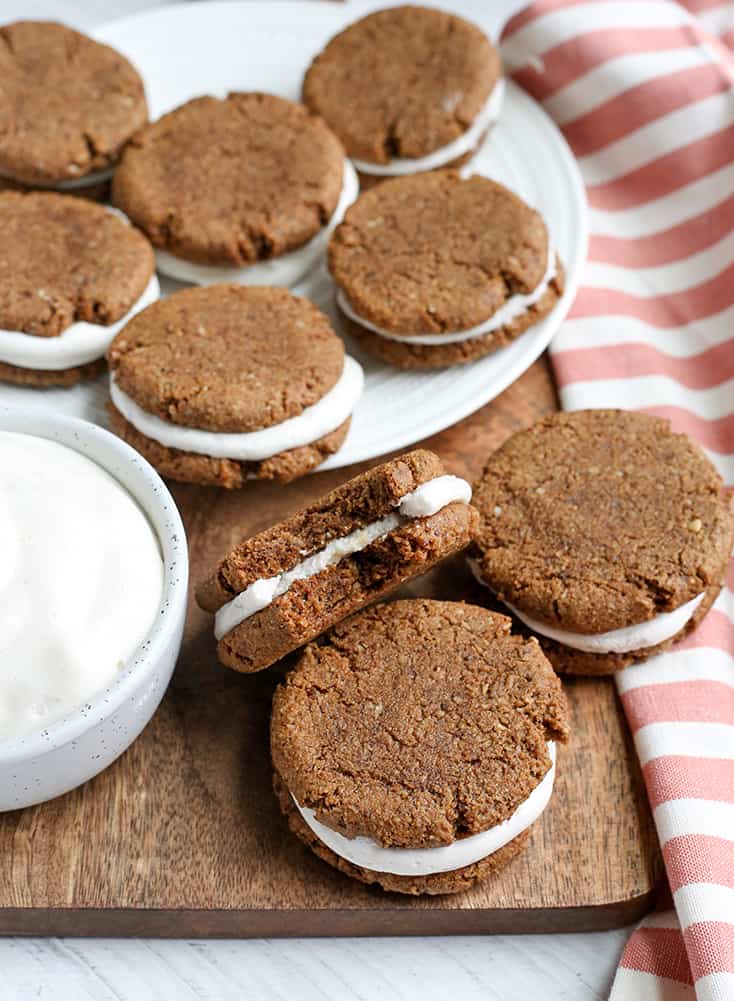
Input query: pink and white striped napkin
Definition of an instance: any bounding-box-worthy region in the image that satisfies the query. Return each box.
[500,2,734,999]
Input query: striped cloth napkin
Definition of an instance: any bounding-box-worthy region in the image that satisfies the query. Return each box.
[500,2,734,999]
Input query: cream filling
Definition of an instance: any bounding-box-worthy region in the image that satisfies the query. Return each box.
[0,164,115,191]
[468,560,706,655]
[351,79,505,177]
[293,742,555,877]
[337,239,556,346]
[110,354,364,462]
[155,160,359,287]
[0,274,159,371]
[213,474,472,640]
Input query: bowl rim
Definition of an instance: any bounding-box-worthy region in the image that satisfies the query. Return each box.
[0,406,189,763]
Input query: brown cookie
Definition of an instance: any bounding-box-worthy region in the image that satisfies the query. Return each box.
[112,93,345,266]
[271,599,569,894]
[470,410,734,675]
[107,284,361,487]
[0,191,155,386]
[302,6,501,165]
[196,449,478,670]
[329,172,561,368]
[0,21,147,188]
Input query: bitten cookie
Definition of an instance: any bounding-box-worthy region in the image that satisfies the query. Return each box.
[470,410,734,676]
[0,191,157,386]
[196,449,478,672]
[0,21,147,193]
[107,284,363,488]
[329,172,563,369]
[271,599,570,895]
[303,5,503,183]
[112,92,358,287]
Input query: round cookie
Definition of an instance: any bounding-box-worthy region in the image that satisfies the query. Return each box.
[329,172,563,369]
[470,410,734,675]
[302,5,503,180]
[271,599,570,895]
[112,92,355,285]
[196,449,478,673]
[0,191,157,386]
[0,21,147,190]
[107,285,364,487]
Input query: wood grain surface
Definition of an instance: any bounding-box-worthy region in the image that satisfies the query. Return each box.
[0,357,662,937]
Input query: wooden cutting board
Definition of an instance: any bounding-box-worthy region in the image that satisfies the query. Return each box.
[0,357,662,937]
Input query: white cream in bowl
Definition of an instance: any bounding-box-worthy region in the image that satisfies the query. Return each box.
[0,410,188,811]
[0,431,164,741]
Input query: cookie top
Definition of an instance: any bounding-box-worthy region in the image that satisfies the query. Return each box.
[112,93,345,266]
[471,410,734,634]
[329,172,549,334]
[271,599,569,849]
[0,21,147,186]
[197,449,448,611]
[108,285,345,433]
[302,6,500,164]
[0,191,154,337]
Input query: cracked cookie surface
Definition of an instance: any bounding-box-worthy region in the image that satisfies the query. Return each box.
[302,5,501,164]
[471,410,734,634]
[271,599,569,849]
[0,191,154,338]
[328,172,551,334]
[0,20,147,186]
[108,284,344,433]
[112,92,345,265]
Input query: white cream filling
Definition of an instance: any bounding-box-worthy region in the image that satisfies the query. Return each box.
[503,594,706,655]
[110,354,364,462]
[0,164,115,191]
[468,560,706,655]
[0,274,159,371]
[293,741,555,877]
[351,79,505,177]
[213,474,472,640]
[155,160,359,287]
[337,238,556,346]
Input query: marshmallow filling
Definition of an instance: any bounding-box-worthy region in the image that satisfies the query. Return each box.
[214,474,472,640]
[110,355,364,463]
[155,160,359,287]
[0,274,160,371]
[337,238,556,346]
[351,79,505,177]
[469,560,706,655]
[292,741,556,877]
[0,164,116,191]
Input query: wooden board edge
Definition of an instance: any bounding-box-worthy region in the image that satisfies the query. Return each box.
[0,892,656,938]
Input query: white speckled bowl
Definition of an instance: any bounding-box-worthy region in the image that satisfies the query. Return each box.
[0,408,188,811]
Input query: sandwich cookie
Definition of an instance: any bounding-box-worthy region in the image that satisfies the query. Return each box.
[107,285,363,488]
[112,92,358,287]
[196,449,478,672]
[0,21,147,197]
[0,191,157,386]
[329,172,563,369]
[271,600,570,895]
[470,410,734,676]
[302,5,503,185]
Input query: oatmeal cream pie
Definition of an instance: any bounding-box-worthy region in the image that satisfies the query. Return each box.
[112,92,358,287]
[0,21,148,195]
[107,285,363,488]
[329,172,563,369]
[0,191,157,387]
[271,600,570,895]
[303,5,504,183]
[196,449,477,672]
[470,410,734,676]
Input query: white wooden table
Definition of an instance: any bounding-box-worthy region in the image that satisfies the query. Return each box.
[0,2,633,998]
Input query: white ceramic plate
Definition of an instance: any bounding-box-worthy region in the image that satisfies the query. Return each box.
[0,2,587,470]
